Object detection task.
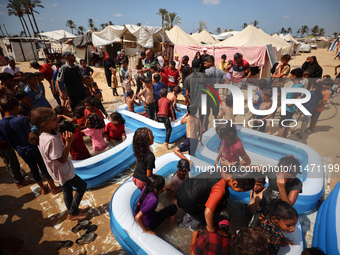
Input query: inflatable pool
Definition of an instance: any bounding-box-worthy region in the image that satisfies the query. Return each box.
[116,104,187,144]
[195,126,324,214]
[312,181,340,255]
[110,152,305,255]
[73,127,136,188]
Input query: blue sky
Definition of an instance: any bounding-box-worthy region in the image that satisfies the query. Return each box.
[0,0,338,36]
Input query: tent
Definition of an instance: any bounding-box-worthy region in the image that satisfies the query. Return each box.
[283,34,300,54]
[212,31,240,41]
[0,37,38,62]
[191,30,218,44]
[39,30,76,41]
[215,25,293,57]
[166,25,202,45]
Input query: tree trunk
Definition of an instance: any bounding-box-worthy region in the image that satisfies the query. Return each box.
[26,13,36,36]
[19,16,28,37]
[22,16,32,37]
[31,9,41,38]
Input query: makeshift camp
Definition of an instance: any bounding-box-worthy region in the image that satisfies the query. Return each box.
[283,34,301,55]
[191,30,218,44]
[0,37,38,62]
[212,31,240,41]
[166,25,202,46]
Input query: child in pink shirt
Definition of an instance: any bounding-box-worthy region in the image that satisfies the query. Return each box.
[83,113,107,152]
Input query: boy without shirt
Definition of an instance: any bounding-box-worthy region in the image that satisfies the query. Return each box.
[167,85,182,120]
[252,89,273,133]
[217,94,235,122]
[126,89,141,112]
[137,77,155,120]
[174,105,203,162]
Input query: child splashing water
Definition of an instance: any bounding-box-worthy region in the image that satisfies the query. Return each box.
[134,174,177,235]
[257,200,298,255]
[190,209,231,255]
[83,113,107,154]
[132,127,155,190]
[29,107,89,221]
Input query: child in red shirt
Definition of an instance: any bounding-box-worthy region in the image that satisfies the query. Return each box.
[157,88,173,150]
[84,97,105,127]
[74,104,86,129]
[105,112,126,145]
[161,61,180,92]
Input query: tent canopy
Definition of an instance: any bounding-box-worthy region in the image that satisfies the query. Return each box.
[39,30,76,41]
[283,34,300,45]
[73,31,92,47]
[166,25,202,45]
[191,30,218,44]
[212,31,240,41]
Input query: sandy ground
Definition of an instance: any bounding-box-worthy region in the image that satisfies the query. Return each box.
[0,48,339,254]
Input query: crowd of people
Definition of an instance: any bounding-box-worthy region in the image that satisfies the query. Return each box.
[0,47,338,255]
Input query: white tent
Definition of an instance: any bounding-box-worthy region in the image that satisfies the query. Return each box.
[191,30,218,44]
[39,30,76,41]
[212,31,240,41]
[215,25,293,57]
[166,25,202,45]
[283,34,300,55]
[0,37,38,62]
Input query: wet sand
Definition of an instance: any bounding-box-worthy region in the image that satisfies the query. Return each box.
[0,48,339,254]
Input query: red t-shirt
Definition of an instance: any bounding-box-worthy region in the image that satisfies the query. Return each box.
[84,108,104,120]
[221,137,246,163]
[39,63,54,83]
[163,68,180,87]
[76,116,86,127]
[157,97,171,118]
[62,128,91,160]
[105,122,126,141]
[205,179,227,212]
[161,73,168,88]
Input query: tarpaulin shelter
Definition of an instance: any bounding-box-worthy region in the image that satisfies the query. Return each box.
[166,25,202,46]
[39,30,76,41]
[0,37,38,62]
[212,31,240,41]
[191,30,218,44]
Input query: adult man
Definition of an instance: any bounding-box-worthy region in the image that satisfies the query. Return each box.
[29,60,54,86]
[2,56,19,75]
[135,51,146,96]
[140,49,159,78]
[227,53,251,89]
[57,50,85,111]
[120,49,129,65]
[200,48,210,72]
[157,52,164,67]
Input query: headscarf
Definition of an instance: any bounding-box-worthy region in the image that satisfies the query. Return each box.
[303,56,323,78]
[104,52,110,60]
[194,51,201,59]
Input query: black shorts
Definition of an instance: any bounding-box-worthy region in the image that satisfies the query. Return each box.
[178,138,199,155]
[311,110,321,122]
[279,111,295,128]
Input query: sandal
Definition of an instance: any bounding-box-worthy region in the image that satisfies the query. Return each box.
[71,220,91,233]
[80,224,98,235]
[57,240,73,250]
[75,233,97,245]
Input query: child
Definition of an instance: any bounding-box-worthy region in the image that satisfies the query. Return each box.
[157,88,173,150]
[268,87,282,135]
[58,120,91,160]
[29,107,89,221]
[153,74,164,113]
[74,104,86,129]
[126,89,141,112]
[248,178,266,215]
[307,78,334,133]
[150,65,168,89]
[79,59,94,76]
[14,90,33,116]
[119,59,134,100]
[160,60,181,92]
[328,77,339,105]
[111,68,119,96]
[54,105,74,123]
[167,159,190,201]
[84,97,105,127]
[138,76,155,120]
[134,174,177,235]
[83,75,94,98]
[257,200,298,255]
[0,73,16,95]
[35,72,46,98]
[132,127,155,190]
[174,105,203,162]
[105,112,126,144]
[217,94,235,122]
[253,79,269,111]
[51,61,63,106]
[24,72,51,108]
[252,89,273,132]
[92,81,108,118]
[0,95,60,195]
[301,71,309,89]
[167,85,182,120]
[83,113,107,153]
[190,209,231,255]
[214,123,251,168]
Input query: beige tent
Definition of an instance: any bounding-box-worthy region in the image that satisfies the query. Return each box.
[191,30,218,44]
[166,25,202,45]
[283,34,300,55]
[215,25,293,57]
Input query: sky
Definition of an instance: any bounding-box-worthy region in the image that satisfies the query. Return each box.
[0,0,338,37]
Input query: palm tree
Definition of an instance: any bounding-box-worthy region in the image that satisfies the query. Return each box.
[311,25,319,36]
[22,0,44,36]
[164,12,181,29]
[318,28,325,36]
[93,27,98,32]
[22,1,36,36]
[156,8,168,28]
[241,23,248,29]
[333,32,339,38]
[280,27,287,34]
[136,22,142,26]
[287,27,292,34]
[300,25,309,37]
[77,26,85,35]
[88,18,95,30]
[252,20,259,27]
[108,21,114,25]
[66,20,76,34]
[296,28,301,37]
[7,0,30,37]
[100,23,106,29]
[216,27,222,34]
[197,20,207,33]
[224,28,228,32]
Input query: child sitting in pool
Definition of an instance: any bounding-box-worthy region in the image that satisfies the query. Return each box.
[134,174,177,235]
[132,127,155,190]
[84,97,105,127]
[105,112,126,145]
[74,104,86,130]
[82,113,107,154]
[126,89,141,112]
[54,105,75,123]
[167,159,190,201]
[190,209,231,255]
[248,178,266,215]
[214,122,251,169]
[257,200,298,255]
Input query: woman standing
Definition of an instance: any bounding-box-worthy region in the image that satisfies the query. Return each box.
[191,52,202,73]
[103,53,115,88]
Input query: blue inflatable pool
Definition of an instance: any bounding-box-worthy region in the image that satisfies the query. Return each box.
[195,126,324,214]
[312,181,340,255]
[73,127,136,188]
[116,104,187,144]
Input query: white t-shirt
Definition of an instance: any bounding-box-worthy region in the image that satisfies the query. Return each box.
[2,65,19,75]
[157,56,164,67]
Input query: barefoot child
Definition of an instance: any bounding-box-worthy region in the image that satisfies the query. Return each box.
[174,104,203,161]
[138,77,155,120]
[105,112,126,145]
[111,68,119,96]
[217,94,235,122]
[157,88,173,150]
[248,178,266,215]
[29,107,90,221]
[167,85,182,120]
[126,89,141,112]
[167,159,190,201]
[153,74,164,113]
[132,127,155,190]
[83,113,107,153]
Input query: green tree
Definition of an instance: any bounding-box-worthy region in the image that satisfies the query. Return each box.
[252,20,259,27]
[280,27,287,34]
[100,23,106,29]
[287,27,292,34]
[311,25,319,36]
[136,22,142,26]
[156,8,168,28]
[198,20,207,33]
[318,28,325,36]
[108,21,114,25]
[88,18,95,30]
[22,0,44,36]
[66,20,76,34]
[241,23,248,29]
[300,25,309,37]
[216,27,222,34]
[224,28,228,32]
[77,26,85,35]
[7,0,30,37]
[164,12,181,29]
